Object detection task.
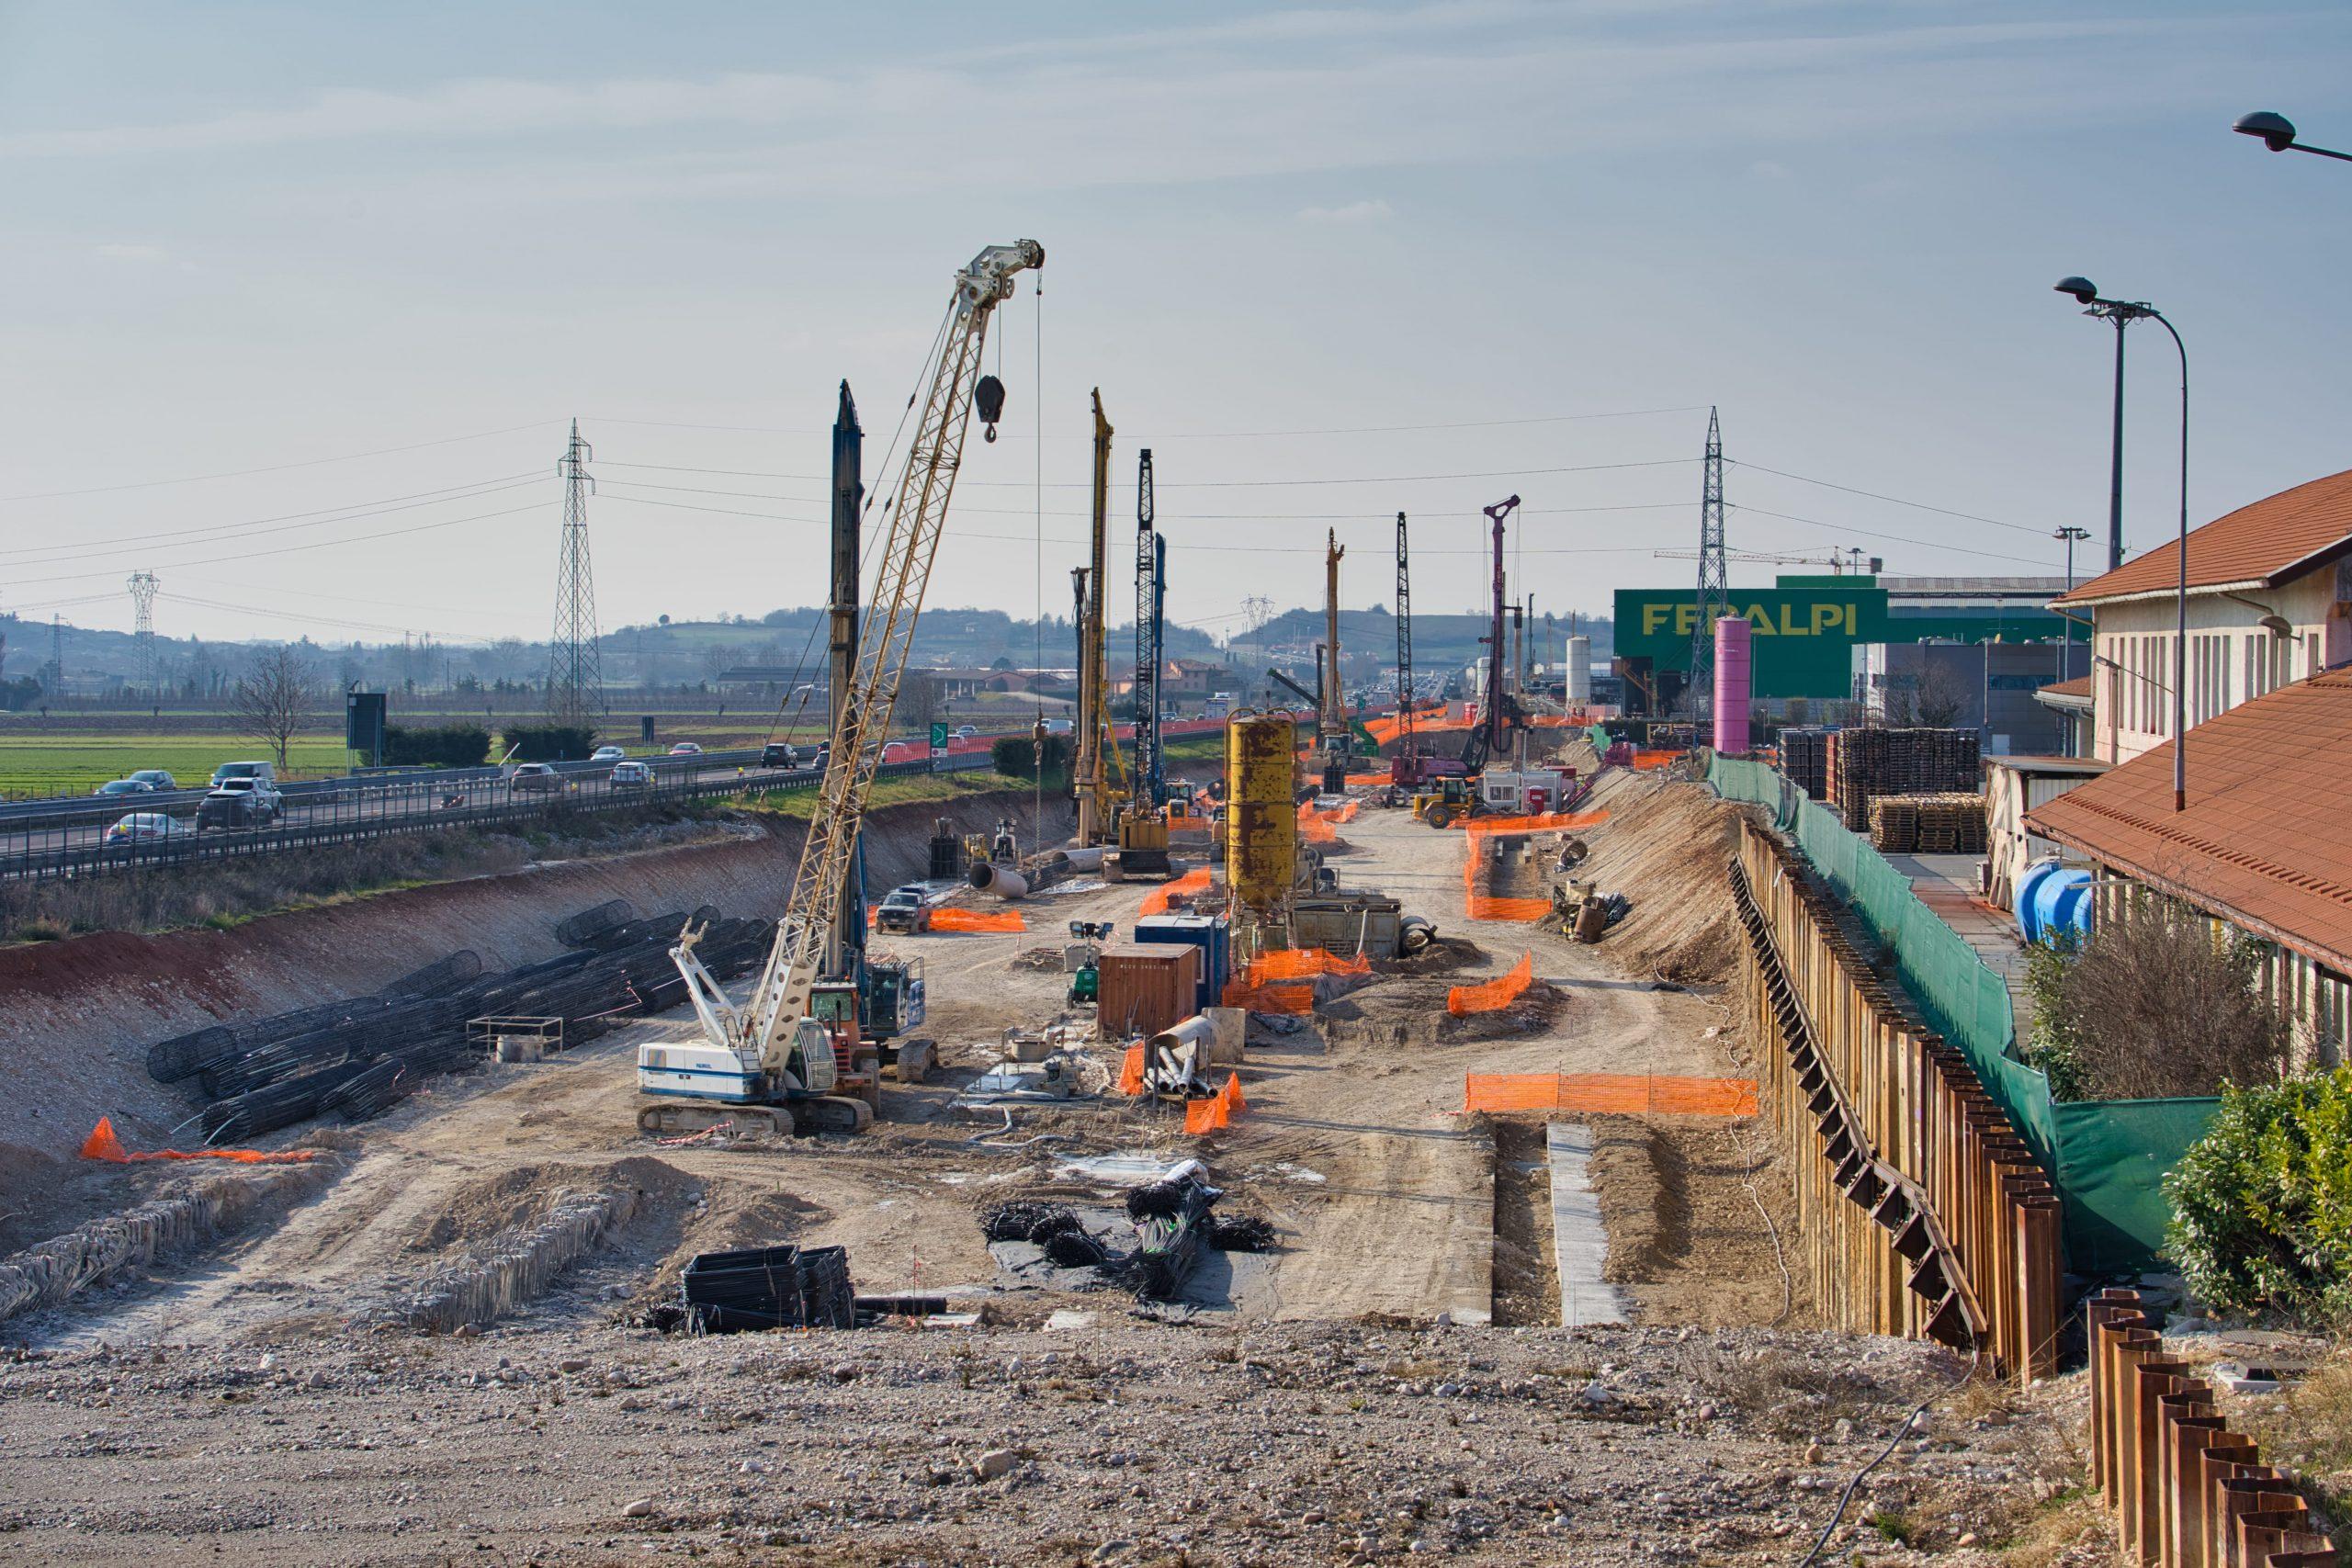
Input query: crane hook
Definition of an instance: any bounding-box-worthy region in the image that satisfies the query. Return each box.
[975,375,1007,444]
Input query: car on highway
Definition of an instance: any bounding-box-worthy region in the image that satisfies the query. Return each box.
[508,762,562,794]
[759,741,800,768]
[128,769,179,792]
[210,761,276,789]
[93,778,155,798]
[666,741,704,758]
[104,812,193,852]
[953,725,979,740]
[197,777,283,830]
[879,740,921,763]
[610,760,653,787]
[590,745,627,763]
[1042,717,1073,736]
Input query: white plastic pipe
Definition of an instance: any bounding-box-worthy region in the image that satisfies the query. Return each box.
[967,861,1029,898]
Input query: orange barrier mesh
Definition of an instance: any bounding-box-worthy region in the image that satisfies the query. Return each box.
[80,1116,323,1165]
[1243,947,1371,985]
[929,908,1027,934]
[1344,772,1391,788]
[1220,980,1315,1013]
[1632,749,1683,770]
[1218,1072,1248,1115]
[1118,1044,1146,1096]
[1138,866,1213,917]
[1453,809,1611,837]
[1183,1096,1229,1134]
[1461,850,1550,921]
[1446,952,1535,1015]
[1460,1073,1759,1117]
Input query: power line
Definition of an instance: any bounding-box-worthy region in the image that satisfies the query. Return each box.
[1734,504,2054,568]
[7,500,549,588]
[582,404,1703,441]
[0,420,563,505]
[0,473,546,562]
[594,456,1699,490]
[1728,460,2050,537]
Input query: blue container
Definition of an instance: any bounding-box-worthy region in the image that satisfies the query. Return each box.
[2017,863,2093,947]
[1134,914,1228,1012]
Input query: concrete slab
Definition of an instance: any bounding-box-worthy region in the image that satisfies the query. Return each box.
[1545,1122,1629,1328]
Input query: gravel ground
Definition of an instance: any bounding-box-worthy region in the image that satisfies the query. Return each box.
[0,1318,2101,1566]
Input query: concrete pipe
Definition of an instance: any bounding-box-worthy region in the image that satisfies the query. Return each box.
[968,862,1029,899]
[1059,846,1107,873]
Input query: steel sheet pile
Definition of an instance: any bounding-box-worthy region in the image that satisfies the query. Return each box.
[139,901,774,1145]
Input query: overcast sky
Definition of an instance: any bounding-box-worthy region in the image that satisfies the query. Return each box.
[2,1,2346,649]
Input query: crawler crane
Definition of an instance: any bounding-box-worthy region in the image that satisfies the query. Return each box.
[636,239,1044,1136]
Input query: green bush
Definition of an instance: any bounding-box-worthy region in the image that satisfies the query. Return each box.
[2165,1067,2352,1322]
[990,732,1070,781]
[382,724,492,769]
[501,723,598,762]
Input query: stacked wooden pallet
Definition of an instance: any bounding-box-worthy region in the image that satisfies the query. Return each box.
[1780,728,1830,799]
[1867,792,1988,855]
[1831,728,1982,831]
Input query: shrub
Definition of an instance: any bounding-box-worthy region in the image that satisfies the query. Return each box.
[2165,1067,2352,1322]
[2030,893,2287,1101]
[991,732,1069,781]
[501,723,598,761]
[382,725,492,769]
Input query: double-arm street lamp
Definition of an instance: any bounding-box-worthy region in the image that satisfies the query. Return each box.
[2054,277,2188,812]
[2233,111,2352,164]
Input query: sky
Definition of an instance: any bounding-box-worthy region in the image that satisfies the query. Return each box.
[1,0,2347,650]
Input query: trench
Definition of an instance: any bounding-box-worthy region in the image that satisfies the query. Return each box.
[1488,1120,1559,1327]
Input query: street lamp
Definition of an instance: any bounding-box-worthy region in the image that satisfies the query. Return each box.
[2053,277,2188,812]
[2233,111,2352,164]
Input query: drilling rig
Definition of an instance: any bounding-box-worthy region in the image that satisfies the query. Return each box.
[1106,446,1173,879]
[1411,494,1522,827]
[637,239,1043,1136]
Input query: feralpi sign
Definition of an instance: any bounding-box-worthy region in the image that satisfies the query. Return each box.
[1611,588,1891,698]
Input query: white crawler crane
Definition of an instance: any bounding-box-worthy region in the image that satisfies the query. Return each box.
[636,239,1045,1136]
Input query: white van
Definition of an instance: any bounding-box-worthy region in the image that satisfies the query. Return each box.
[210,761,277,788]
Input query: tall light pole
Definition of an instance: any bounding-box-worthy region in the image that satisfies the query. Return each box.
[2055,278,2188,812]
[2054,525,2088,751]
[2233,111,2352,164]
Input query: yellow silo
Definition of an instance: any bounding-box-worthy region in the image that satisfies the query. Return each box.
[1227,713,1297,929]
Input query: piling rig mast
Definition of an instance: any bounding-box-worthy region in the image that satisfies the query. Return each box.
[1074,391,1114,845]
[639,239,1044,1136]
[1462,495,1520,776]
[1133,447,1164,806]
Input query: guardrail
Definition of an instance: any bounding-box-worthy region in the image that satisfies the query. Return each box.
[0,751,996,886]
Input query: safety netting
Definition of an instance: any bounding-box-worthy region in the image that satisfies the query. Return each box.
[1460,1073,1758,1116]
[1241,947,1371,986]
[80,1116,323,1165]
[1343,772,1392,788]
[1183,1072,1250,1134]
[1138,866,1213,917]
[1454,809,1610,837]
[1704,750,2219,1273]
[1219,980,1315,1014]
[1446,952,1535,1015]
[1461,847,1551,921]
[928,908,1027,934]
[1631,749,1684,770]
[1118,1043,1147,1096]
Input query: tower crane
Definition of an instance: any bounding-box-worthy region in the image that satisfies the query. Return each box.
[637,239,1044,1136]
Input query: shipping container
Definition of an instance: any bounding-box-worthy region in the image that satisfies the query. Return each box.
[1133,914,1230,1009]
[1095,944,1201,1040]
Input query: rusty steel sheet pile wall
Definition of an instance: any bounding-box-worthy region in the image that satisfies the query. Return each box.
[1732,818,2062,1378]
[2086,1289,2337,1567]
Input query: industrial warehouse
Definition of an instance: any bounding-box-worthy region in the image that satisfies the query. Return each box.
[6,9,2352,1568]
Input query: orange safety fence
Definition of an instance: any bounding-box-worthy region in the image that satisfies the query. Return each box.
[1138,865,1213,917]
[1446,952,1535,1015]
[1454,809,1611,837]
[1242,946,1371,985]
[1461,851,1550,921]
[1182,1072,1250,1134]
[1219,979,1315,1014]
[1118,1043,1147,1095]
[1459,1072,1759,1117]
[1631,749,1684,770]
[929,908,1027,934]
[1343,772,1391,788]
[80,1116,324,1165]
[1295,807,1336,844]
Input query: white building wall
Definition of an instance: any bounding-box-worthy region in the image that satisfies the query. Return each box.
[2087,567,2347,762]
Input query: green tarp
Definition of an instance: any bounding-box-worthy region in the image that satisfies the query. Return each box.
[1705,753,2214,1274]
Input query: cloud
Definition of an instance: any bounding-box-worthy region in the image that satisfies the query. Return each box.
[93,243,168,262]
[1298,199,1395,223]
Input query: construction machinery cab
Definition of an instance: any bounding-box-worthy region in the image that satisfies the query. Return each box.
[1412,773,1480,828]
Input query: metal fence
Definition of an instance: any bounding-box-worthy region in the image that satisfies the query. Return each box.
[0,751,996,886]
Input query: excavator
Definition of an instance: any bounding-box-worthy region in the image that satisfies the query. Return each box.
[636,239,1044,1137]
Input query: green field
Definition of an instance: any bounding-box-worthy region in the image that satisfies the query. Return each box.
[0,738,357,798]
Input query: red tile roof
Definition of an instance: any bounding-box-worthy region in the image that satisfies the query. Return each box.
[2037,674,2093,701]
[2024,670,2352,972]
[2052,468,2352,606]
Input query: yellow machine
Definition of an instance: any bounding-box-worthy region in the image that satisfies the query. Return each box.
[1411,774,1481,829]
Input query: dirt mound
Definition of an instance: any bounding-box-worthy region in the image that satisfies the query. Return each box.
[1570,769,1754,983]
[1320,973,1561,1046]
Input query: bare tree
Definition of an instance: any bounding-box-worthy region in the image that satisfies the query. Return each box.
[895,671,942,735]
[231,647,319,772]
[1912,660,1974,729]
